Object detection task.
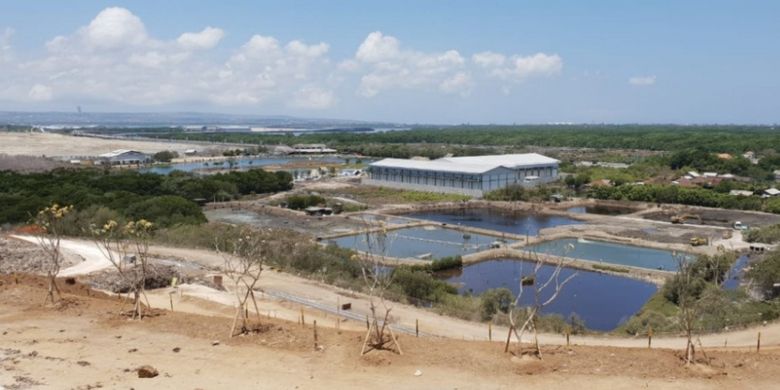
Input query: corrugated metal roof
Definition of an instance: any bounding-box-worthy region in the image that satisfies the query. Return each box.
[370,153,558,174]
[369,158,498,173]
[99,149,145,158]
[441,153,559,167]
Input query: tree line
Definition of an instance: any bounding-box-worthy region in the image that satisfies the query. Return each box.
[0,168,292,227]
[146,124,780,154]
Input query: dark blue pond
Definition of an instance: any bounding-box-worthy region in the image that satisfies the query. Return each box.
[143,156,348,175]
[445,259,658,331]
[527,238,691,271]
[331,226,511,260]
[405,208,582,236]
[723,255,749,290]
[566,205,638,215]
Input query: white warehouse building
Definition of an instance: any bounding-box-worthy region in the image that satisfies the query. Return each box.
[364,153,559,197]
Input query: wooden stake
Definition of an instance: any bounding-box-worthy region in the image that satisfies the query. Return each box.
[757,331,761,353]
[648,326,653,349]
[415,319,419,337]
[169,293,174,312]
[488,323,492,342]
[366,315,370,330]
[387,325,403,355]
[300,307,305,326]
[504,326,514,353]
[313,320,319,350]
[565,329,570,347]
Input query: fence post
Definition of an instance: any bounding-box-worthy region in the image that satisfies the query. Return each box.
[648,326,653,349]
[313,320,319,350]
[488,323,492,342]
[504,326,514,353]
[757,331,761,353]
[300,308,305,326]
[415,319,419,337]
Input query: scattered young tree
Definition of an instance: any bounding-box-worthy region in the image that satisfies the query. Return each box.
[215,226,268,337]
[507,249,577,358]
[91,219,155,319]
[673,253,701,364]
[356,221,402,355]
[33,203,73,305]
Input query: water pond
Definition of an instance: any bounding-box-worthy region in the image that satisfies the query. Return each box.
[404,208,582,236]
[526,238,691,271]
[330,226,511,260]
[723,255,749,290]
[444,258,657,331]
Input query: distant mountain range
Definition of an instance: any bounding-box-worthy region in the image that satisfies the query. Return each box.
[0,111,406,129]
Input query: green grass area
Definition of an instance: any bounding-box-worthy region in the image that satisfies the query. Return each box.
[319,185,470,206]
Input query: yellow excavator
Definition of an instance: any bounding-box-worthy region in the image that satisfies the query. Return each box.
[670,214,702,224]
[689,237,707,246]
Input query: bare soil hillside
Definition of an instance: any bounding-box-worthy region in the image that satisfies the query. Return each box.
[1,274,779,389]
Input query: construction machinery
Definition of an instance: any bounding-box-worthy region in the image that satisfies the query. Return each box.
[689,237,707,246]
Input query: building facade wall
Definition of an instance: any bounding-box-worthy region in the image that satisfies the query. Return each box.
[366,163,558,198]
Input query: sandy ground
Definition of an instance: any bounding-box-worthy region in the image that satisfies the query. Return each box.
[0,132,206,157]
[2,276,780,389]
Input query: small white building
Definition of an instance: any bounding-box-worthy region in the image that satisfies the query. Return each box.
[764,188,780,197]
[98,149,151,165]
[729,190,754,197]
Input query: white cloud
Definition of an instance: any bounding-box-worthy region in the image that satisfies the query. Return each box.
[355,31,400,63]
[484,53,563,81]
[353,31,469,97]
[286,40,329,58]
[291,86,336,109]
[28,84,53,101]
[0,7,566,111]
[512,53,562,78]
[82,7,148,49]
[629,75,656,86]
[472,51,505,68]
[439,72,472,96]
[177,26,224,50]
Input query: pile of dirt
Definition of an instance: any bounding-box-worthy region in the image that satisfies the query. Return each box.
[0,236,82,274]
[84,263,185,293]
[0,236,48,274]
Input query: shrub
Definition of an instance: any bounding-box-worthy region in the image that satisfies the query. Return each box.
[479,288,514,320]
[286,194,326,210]
[747,250,780,299]
[152,150,178,163]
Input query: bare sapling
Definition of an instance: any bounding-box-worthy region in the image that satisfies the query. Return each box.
[673,252,701,364]
[91,219,155,319]
[215,226,268,337]
[33,203,73,305]
[356,220,402,355]
[507,247,577,359]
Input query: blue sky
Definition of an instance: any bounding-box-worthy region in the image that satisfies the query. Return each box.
[0,1,778,124]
